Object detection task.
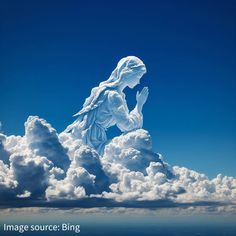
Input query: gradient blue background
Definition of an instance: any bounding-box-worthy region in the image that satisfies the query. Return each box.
[0,0,235,178]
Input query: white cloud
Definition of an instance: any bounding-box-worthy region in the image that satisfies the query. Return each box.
[0,160,17,201]
[17,190,31,198]
[45,167,88,200]
[25,116,70,170]
[0,160,17,189]
[0,116,235,205]
[172,167,236,203]
[10,153,52,199]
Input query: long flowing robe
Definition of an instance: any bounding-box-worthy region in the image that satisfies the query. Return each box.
[65,89,143,153]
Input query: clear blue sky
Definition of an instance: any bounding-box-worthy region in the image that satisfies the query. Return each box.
[0,0,235,178]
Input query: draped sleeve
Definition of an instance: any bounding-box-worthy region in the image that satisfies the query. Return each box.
[108,91,143,132]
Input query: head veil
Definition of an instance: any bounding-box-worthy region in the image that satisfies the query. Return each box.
[73,56,146,117]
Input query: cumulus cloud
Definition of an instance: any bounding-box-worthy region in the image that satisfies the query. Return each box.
[46,145,110,200]
[45,166,88,200]
[17,190,31,198]
[172,167,236,203]
[0,160,17,201]
[10,153,52,199]
[0,116,235,206]
[25,116,70,170]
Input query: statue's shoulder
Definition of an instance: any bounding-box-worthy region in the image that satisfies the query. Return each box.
[106,90,123,107]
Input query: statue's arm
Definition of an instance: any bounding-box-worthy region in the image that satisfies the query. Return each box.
[108,91,143,132]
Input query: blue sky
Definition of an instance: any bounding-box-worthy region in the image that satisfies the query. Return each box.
[0,0,235,178]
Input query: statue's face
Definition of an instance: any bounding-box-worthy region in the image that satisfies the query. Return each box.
[126,66,146,89]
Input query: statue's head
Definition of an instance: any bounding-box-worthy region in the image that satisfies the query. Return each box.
[99,56,147,89]
[117,56,147,89]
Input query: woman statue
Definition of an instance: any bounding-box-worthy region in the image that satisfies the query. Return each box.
[65,56,149,154]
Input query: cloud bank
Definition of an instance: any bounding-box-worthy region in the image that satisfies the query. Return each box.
[0,116,235,206]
